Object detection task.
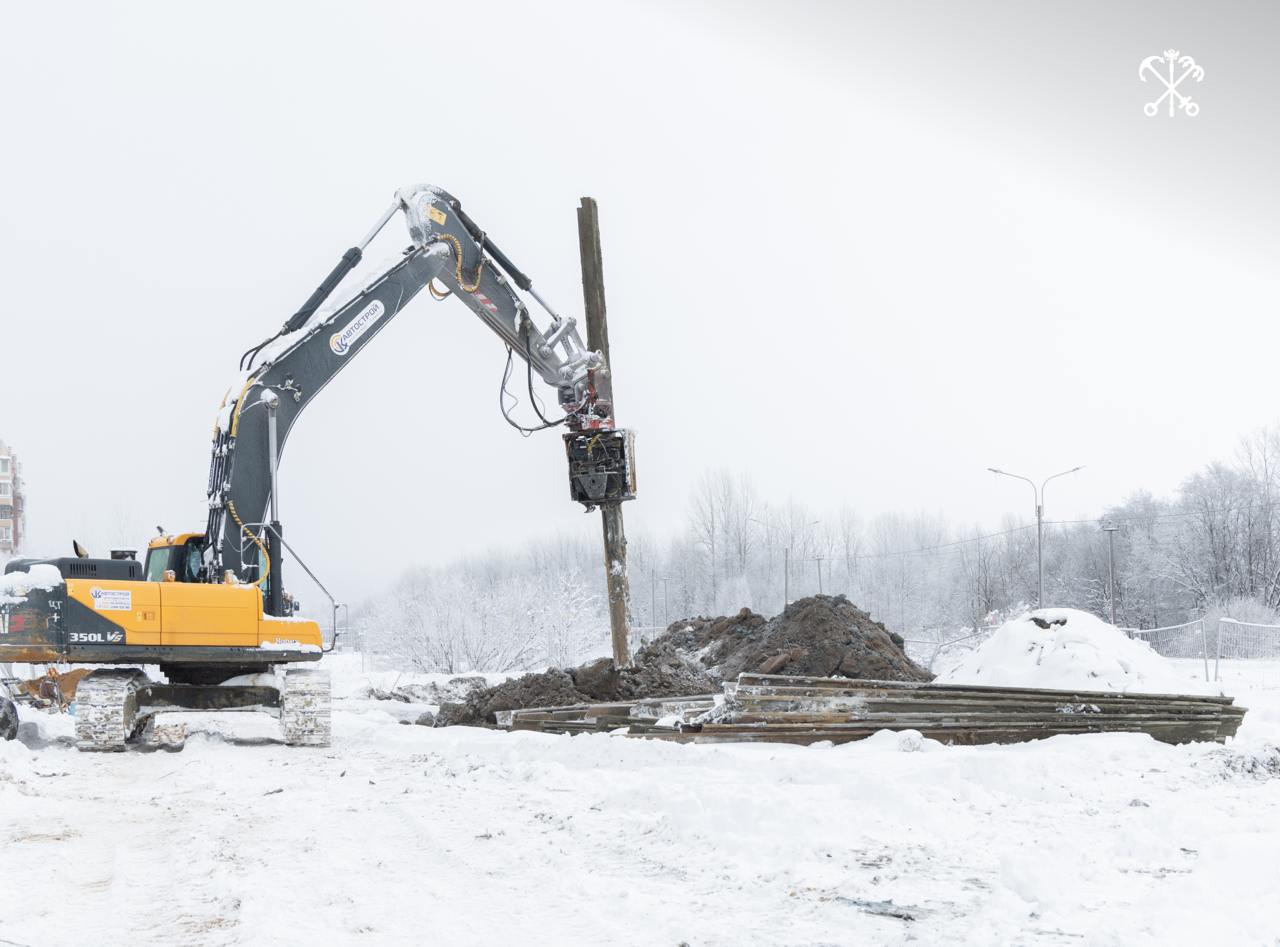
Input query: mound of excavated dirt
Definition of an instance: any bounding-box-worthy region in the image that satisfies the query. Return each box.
[741,595,930,681]
[437,594,929,726]
[668,595,932,683]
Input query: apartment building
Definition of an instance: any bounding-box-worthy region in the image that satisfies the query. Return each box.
[0,441,24,556]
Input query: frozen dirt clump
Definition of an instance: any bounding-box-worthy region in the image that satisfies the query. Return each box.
[445,668,586,726]
[657,607,770,668]
[656,595,932,683]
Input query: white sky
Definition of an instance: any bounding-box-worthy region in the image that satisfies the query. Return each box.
[2,1,1277,600]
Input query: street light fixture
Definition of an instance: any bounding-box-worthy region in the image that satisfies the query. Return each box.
[648,571,678,628]
[987,465,1085,608]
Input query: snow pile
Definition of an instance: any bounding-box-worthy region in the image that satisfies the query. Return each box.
[0,739,34,787]
[0,563,63,605]
[938,608,1214,695]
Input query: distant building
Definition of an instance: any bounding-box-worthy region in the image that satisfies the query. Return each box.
[0,441,24,556]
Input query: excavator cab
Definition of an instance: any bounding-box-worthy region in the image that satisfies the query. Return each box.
[144,533,208,583]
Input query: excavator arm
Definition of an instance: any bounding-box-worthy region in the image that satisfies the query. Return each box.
[204,185,636,605]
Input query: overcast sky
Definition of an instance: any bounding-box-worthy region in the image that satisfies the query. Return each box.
[2,1,1277,600]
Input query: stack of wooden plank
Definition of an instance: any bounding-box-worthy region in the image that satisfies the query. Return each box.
[498,694,718,735]
[499,673,1247,746]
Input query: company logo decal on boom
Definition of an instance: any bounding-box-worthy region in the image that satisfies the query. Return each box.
[329,300,387,356]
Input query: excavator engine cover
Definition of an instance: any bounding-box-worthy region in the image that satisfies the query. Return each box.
[5,557,143,582]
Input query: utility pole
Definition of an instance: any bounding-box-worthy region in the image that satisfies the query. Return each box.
[988,466,1083,608]
[578,197,633,668]
[1101,521,1121,625]
[816,556,824,594]
[709,504,717,613]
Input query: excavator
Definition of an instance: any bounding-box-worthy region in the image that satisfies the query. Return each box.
[0,184,636,750]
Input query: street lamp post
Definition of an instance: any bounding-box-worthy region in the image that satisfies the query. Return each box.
[987,466,1084,608]
[1101,521,1121,625]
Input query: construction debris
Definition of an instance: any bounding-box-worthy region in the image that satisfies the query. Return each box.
[16,667,94,707]
[501,673,1247,746]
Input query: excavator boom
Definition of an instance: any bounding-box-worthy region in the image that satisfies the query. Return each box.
[206,185,636,594]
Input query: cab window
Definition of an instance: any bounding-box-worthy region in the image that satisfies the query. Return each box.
[144,547,173,582]
[183,540,204,581]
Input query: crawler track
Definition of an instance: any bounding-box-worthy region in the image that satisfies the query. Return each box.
[280,669,331,746]
[74,669,150,752]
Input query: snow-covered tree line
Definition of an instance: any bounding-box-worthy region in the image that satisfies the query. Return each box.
[353,558,601,674]
[354,425,1280,671]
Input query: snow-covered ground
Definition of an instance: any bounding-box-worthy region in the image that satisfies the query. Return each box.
[2,657,1279,947]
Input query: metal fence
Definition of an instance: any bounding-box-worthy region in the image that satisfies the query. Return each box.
[1122,618,1280,684]
[903,629,995,672]
[1124,619,1211,682]
[1215,618,1280,663]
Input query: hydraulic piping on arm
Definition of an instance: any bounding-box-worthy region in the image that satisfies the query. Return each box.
[206,185,637,612]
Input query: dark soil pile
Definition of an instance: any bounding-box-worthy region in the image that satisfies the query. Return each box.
[437,594,929,726]
[701,596,931,685]
[687,594,933,683]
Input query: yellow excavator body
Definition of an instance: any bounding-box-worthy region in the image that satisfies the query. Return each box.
[61,578,322,651]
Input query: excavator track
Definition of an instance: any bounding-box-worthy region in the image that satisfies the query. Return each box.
[1,695,17,742]
[280,668,331,747]
[74,669,149,752]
